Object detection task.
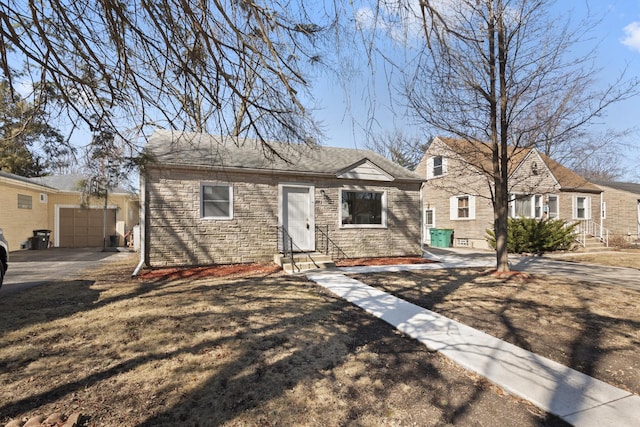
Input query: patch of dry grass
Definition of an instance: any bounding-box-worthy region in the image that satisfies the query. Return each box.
[353,268,640,395]
[0,254,567,426]
[553,250,640,269]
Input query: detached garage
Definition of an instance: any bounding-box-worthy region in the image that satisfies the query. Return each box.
[1,172,139,250]
[58,207,117,247]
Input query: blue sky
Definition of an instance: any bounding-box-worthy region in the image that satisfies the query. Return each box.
[312,0,640,179]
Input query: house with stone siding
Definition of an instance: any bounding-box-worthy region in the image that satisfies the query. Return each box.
[141,130,423,268]
[415,136,603,249]
[592,180,640,244]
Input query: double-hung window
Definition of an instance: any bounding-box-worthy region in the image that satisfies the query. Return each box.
[450,195,475,220]
[547,195,559,218]
[340,190,386,227]
[427,156,447,179]
[573,196,590,220]
[201,183,233,219]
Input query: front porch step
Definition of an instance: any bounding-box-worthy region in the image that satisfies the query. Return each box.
[274,252,336,274]
[576,236,612,252]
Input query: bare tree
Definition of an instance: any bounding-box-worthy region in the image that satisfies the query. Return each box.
[0,1,335,163]
[359,0,638,271]
[366,130,430,170]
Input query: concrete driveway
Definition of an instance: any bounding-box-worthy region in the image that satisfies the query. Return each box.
[1,247,131,295]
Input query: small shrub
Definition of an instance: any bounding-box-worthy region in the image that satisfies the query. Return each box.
[486,217,578,254]
[608,234,630,249]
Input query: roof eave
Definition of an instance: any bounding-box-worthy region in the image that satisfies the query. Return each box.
[146,162,423,183]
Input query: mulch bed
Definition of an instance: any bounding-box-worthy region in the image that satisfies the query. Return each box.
[137,257,436,281]
[137,263,282,281]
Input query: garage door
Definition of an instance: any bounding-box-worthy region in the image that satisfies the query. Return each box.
[59,208,117,247]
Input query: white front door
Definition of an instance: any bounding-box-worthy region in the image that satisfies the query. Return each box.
[281,185,314,251]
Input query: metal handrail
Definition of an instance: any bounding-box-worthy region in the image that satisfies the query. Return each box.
[314,225,348,260]
[575,220,609,247]
[277,226,298,272]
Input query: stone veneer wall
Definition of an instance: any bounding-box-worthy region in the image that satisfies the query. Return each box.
[145,167,421,267]
[598,186,638,237]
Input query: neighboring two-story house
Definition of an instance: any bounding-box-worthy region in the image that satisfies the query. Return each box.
[415,137,603,249]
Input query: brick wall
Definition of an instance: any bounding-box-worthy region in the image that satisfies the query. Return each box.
[144,167,422,267]
[599,185,639,237]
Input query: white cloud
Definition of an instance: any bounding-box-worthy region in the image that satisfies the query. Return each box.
[621,21,640,52]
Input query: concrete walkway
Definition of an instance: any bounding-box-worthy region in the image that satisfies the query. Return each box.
[306,260,640,427]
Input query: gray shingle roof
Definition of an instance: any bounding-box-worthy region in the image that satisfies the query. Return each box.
[592,179,640,195]
[28,174,133,194]
[0,170,55,189]
[145,130,423,182]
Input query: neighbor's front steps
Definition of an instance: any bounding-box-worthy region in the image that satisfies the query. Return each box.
[576,236,613,252]
[274,252,336,274]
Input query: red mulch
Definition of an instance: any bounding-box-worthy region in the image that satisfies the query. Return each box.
[137,257,437,281]
[137,263,282,281]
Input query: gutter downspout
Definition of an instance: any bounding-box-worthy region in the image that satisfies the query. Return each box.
[132,171,146,277]
[599,192,604,240]
[637,199,640,240]
[420,181,425,254]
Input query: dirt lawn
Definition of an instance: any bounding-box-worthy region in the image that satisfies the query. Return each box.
[351,268,640,396]
[0,254,570,427]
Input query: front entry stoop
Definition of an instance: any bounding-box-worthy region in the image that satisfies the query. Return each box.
[274,252,336,274]
[576,236,613,252]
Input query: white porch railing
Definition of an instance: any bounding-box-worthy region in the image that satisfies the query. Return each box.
[574,220,609,248]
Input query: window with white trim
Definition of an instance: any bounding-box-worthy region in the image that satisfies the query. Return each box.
[201,183,233,219]
[426,156,447,179]
[450,195,475,220]
[547,195,558,218]
[340,190,386,227]
[573,196,590,220]
[509,194,543,219]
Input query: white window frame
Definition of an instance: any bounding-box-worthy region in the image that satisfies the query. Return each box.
[450,195,475,220]
[426,156,448,179]
[340,189,387,229]
[200,182,233,220]
[546,195,559,219]
[509,193,544,219]
[572,196,591,220]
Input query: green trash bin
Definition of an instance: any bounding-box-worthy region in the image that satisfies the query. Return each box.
[429,228,454,248]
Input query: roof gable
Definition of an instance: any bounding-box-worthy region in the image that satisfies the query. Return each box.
[428,136,600,193]
[336,159,393,181]
[537,153,601,193]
